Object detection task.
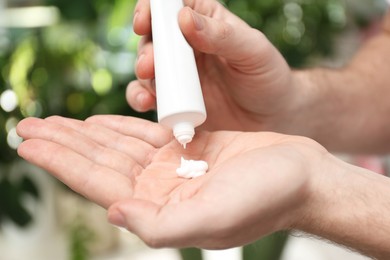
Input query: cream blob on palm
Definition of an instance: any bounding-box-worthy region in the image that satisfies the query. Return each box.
[176,157,208,179]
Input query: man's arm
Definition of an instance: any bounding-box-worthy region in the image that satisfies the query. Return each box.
[296,154,390,258]
[16,115,390,257]
[286,12,390,153]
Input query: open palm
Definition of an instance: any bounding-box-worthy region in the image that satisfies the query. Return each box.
[17,115,322,248]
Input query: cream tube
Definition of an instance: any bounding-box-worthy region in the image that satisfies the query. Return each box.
[150,0,207,148]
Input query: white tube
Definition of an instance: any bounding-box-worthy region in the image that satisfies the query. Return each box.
[150,0,207,148]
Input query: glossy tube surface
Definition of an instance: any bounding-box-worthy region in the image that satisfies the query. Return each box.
[150,0,207,147]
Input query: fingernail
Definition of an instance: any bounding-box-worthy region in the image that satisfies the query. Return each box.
[133,11,139,25]
[137,54,145,65]
[109,210,127,228]
[136,92,145,105]
[191,10,203,31]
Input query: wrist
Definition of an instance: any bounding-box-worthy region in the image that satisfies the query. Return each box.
[273,69,324,136]
[294,153,390,258]
[292,151,345,232]
[274,137,332,232]
[286,68,357,150]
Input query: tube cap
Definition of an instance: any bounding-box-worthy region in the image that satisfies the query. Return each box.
[173,122,195,148]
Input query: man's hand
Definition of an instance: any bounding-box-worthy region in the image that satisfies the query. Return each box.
[127,0,293,131]
[16,115,390,258]
[17,115,318,248]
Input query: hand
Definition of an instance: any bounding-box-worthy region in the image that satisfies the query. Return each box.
[16,115,327,249]
[128,0,294,131]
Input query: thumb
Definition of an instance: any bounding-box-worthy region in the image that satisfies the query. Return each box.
[108,199,160,236]
[108,199,198,248]
[107,198,211,248]
[178,7,272,68]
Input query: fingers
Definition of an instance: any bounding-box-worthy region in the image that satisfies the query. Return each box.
[130,34,156,112]
[17,117,143,178]
[133,0,151,35]
[136,36,154,79]
[45,116,156,168]
[133,0,223,36]
[85,115,172,148]
[133,0,273,73]
[108,198,213,248]
[18,139,133,208]
[183,0,224,17]
[126,80,156,112]
[179,7,270,68]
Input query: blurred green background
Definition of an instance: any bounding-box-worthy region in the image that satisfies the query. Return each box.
[0,0,387,259]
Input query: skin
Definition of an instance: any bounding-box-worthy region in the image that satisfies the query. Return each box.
[129,0,390,153]
[129,0,293,132]
[15,0,390,258]
[16,115,390,258]
[16,115,320,248]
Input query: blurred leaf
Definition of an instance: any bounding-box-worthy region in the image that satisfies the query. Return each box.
[69,218,96,260]
[223,0,348,67]
[44,0,98,21]
[243,232,289,260]
[180,248,203,260]
[19,176,40,199]
[109,0,137,29]
[0,0,381,257]
[0,178,34,227]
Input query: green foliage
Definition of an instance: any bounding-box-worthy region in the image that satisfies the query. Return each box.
[0,0,383,258]
[180,247,203,260]
[0,0,145,227]
[179,232,288,260]
[223,0,347,67]
[69,218,96,260]
[243,232,289,260]
[0,173,40,227]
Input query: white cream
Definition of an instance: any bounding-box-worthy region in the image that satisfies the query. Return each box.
[176,157,208,179]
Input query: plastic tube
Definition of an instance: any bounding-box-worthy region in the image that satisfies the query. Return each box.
[150,0,207,148]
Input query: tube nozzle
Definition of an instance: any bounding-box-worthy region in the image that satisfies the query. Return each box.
[173,122,195,149]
